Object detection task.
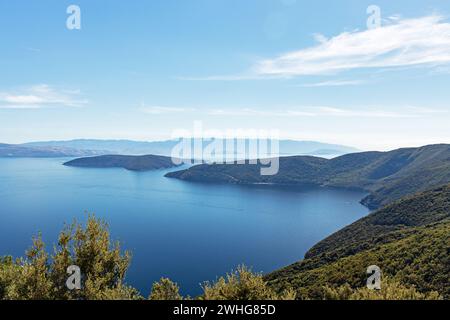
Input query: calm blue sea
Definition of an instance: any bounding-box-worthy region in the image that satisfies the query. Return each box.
[0,157,369,296]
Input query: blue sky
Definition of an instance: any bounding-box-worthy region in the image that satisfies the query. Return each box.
[1,0,450,150]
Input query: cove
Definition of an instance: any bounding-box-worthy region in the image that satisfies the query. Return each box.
[0,157,369,296]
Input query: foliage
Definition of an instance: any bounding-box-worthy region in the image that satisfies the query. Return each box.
[149,278,183,300]
[266,185,450,300]
[0,214,141,300]
[200,265,296,300]
[305,184,450,263]
[321,277,442,300]
[266,220,449,300]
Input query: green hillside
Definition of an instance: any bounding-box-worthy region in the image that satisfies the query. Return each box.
[265,185,450,299]
[166,144,450,209]
[305,184,450,262]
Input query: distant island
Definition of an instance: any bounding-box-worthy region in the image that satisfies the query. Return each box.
[165,144,450,209]
[64,154,180,171]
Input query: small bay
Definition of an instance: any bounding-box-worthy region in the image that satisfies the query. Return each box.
[0,158,369,296]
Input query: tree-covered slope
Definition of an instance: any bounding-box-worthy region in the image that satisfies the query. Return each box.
[166,144,450,209]
[265,185,450,299]
[266,221,449,299]
[166,155,330,185]
[305,184,450,262]
[64,154,179,171]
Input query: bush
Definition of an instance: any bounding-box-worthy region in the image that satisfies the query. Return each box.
[201,265,295,300]
[0,214,141,300]
[149,278,183,300]
[321,277,442,300]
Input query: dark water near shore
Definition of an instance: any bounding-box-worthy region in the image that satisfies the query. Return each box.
[0,158,369,296]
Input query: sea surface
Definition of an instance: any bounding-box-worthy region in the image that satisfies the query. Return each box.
[0,157,369,296]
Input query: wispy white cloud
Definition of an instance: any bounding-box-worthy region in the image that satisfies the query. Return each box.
[140,105,196,114]
[295,80,365,87]
[174,74,262,81]
[25,47,41,53]
[141,104,446,119]
[207,108,315,117]
[255,15,450,77]
[209,106,441,118]
[180,15,450,80]
[0,84,88,109]
[312,106,414,118]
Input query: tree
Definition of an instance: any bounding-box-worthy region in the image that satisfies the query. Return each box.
[0,234,53,300]
[0,214,141,300]
[201,265,296,300]
[149,278,183,300]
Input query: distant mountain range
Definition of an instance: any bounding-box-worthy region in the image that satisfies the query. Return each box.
[0,143,104,158]
[165,144,450,209]
[64,154,179,171]
[0,139,358,158]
